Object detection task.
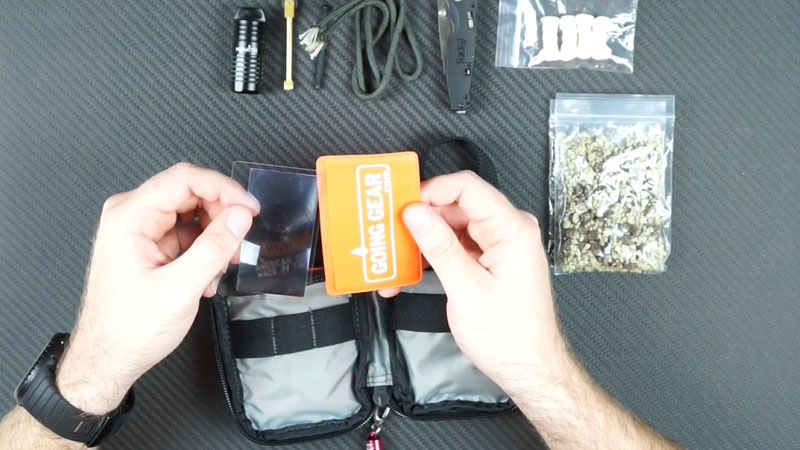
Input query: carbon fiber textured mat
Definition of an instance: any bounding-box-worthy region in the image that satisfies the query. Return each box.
[1,1,799,449]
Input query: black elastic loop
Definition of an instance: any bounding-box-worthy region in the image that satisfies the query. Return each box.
[421,138,499,187]
[230,303,355,358]
[389,293,450,333]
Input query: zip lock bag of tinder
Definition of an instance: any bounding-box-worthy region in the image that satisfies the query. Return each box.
[549,94,675,274]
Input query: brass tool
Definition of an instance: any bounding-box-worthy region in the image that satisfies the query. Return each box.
[283,0,295,90]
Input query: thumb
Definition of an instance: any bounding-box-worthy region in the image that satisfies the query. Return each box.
[403,203,488,293]
[163,206,253,295]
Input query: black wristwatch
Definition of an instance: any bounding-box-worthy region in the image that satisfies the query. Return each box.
[15,333,135,447]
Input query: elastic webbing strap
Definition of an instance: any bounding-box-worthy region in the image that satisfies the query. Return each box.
[389,293,450,333]
[422,139,499,187]
[230,303,355,358]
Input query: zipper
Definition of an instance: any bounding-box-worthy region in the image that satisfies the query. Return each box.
[379,384,518,423]
[389,404,519,422]
[371,384,518,442]
[209,302,264,445]
[208,301,373,445]
[363,391,517,448]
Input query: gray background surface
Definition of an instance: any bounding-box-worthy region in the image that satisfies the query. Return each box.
[1,1,799,449]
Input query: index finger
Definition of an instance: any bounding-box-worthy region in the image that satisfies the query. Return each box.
[117,163,260,241]
[135,163,260,215]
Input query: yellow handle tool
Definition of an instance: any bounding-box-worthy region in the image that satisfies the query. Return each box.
[284,1,295,90]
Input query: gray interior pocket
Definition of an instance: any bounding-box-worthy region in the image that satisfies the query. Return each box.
[235,343,361,429]
[395,331,509,405]
[392,272,509,406]
[227,283,363,430]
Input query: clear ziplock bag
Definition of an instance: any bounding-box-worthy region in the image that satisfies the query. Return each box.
[496,0,639,73]
[549,94,675,274]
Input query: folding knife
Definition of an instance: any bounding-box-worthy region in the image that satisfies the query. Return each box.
[438,0,477,114]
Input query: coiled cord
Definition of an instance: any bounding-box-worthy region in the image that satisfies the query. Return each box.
[299,0,423,100]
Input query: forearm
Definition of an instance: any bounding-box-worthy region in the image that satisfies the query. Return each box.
[506,351,679,450]
[0,338,131,450]
[0,407,84,450]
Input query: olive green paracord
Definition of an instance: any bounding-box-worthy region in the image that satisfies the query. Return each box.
[299,0,423,100]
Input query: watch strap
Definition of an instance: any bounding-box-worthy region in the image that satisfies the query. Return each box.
[15,333,135,447]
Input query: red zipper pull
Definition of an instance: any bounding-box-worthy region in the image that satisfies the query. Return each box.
[365,407,390,450]
[366,431,382,450]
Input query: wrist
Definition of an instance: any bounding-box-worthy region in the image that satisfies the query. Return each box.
[55,336,135,415]
[494,332,574,397]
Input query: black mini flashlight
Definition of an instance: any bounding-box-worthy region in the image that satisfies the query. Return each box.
[231,7,266,94]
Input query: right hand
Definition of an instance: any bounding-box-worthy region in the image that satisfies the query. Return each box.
[380,171,568,393]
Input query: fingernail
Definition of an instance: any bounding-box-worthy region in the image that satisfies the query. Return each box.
[209,275,222,296]
[404,206,433,234]
[245,192,261,213]
[226,208,251,239]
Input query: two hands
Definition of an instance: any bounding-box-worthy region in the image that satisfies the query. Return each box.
[58,164,560,415]
[1,163,677,449]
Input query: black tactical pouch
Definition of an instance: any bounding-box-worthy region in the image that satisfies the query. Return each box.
[209,140,514,444]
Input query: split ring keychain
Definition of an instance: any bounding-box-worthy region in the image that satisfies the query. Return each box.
[366,407,391,450]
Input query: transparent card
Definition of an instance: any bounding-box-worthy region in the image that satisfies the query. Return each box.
[231,162,319,296]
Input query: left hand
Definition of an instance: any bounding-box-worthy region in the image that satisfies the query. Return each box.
[55,163,260,414]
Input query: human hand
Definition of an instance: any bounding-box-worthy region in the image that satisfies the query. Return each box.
[380,171,567,394]
[56,163,260,414]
